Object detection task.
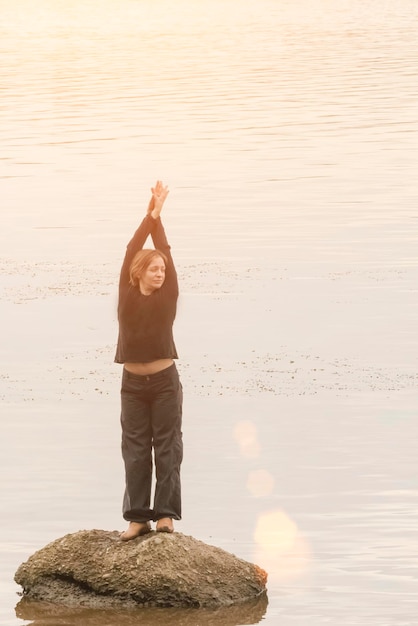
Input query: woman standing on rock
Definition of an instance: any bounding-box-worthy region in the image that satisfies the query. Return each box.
[115,180,183,540]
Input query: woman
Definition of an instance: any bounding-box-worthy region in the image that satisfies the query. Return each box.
[115,181,183,540]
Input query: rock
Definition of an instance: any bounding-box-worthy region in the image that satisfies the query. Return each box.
[14,530,268,609]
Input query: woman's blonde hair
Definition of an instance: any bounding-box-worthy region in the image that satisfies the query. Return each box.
[129,249,168,288]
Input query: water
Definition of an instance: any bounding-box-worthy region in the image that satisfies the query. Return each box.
[1,1,417,624]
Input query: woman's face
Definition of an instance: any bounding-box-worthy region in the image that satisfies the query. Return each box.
[140,256,166,294]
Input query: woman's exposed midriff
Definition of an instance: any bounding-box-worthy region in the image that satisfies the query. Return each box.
[123,358,174,376]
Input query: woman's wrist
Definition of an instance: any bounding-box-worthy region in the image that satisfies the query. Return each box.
[150,208,161,220]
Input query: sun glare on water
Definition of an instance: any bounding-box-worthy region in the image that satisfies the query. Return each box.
[254,509,311,583]
[233,419,310,581]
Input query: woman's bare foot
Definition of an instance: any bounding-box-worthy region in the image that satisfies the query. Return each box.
[156,518,174,533]
[120,521,151,541]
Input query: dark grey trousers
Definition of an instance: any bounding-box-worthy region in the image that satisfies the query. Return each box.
[120,363,183,523]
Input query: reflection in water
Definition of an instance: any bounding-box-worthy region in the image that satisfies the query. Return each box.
[16,594,268,626]
[254,509,310,583]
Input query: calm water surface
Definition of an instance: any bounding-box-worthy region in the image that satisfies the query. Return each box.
[1,1,417,625]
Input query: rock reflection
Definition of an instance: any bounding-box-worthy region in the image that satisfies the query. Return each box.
[15,593,268,626]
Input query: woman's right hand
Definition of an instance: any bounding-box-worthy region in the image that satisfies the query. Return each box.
[149,180,169,219]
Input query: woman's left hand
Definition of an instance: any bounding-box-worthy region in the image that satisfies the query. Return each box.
[150,181,169,219]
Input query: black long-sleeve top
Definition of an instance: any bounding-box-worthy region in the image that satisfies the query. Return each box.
[114,214,179,364]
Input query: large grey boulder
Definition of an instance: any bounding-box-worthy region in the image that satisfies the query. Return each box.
[15,530,267,610]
